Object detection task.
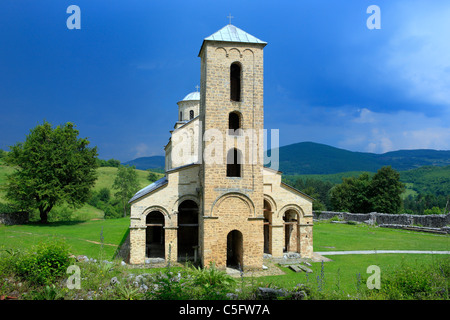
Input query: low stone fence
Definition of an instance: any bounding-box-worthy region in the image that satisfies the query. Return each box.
[313,211,450,229]
[0,212,29,225]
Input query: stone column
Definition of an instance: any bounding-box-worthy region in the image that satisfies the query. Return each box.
[271,224,284,258]
[164,227,178,263]
[299,224,313,258]
[129,227,146,264]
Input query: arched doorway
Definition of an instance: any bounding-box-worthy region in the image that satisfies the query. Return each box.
[283,210,299,253]
[263,200,272,254]
[177,200,199,261]
[146,211,165,258]
[226,230,243,269]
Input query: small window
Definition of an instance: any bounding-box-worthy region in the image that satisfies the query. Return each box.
[228,112,241,135]
[189,110,194,120]
[227,148,242,177]
[180,111,183,121]
[230,63,241,102]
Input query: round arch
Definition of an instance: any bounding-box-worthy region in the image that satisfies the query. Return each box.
[210,192,255,218]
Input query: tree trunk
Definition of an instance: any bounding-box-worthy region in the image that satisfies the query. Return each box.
[39,207,49,224]
[38,204,52,224]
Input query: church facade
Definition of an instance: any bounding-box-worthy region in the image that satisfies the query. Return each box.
[128,24,314,270]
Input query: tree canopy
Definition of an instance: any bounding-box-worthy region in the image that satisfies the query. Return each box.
[3,121,98,223]
[330,166,405,214]
[112,165,140,217]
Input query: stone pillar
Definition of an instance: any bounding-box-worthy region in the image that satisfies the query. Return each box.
[129,227,146,264]
[299,225,313,258]
[164,227,178,263]
[271,225,284,258]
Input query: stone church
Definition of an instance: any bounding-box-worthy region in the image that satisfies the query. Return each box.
[128,24,314,270]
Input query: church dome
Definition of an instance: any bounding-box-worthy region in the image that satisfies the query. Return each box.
[181,91,200,101]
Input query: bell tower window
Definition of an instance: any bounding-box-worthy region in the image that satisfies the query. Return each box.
[189,110,194,120]
[227,148,242,177]
[230,63,241,102]
[228,111,241,135]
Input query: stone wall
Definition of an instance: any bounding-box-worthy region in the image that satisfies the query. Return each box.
[0,212,29,225]
[313,211,450,228]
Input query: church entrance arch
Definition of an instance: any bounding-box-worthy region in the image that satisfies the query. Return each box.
[146,211,165,258]
[177,200,199,261]
[226,230,243,269]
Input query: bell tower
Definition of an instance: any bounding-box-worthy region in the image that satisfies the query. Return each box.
[198,24,267,269]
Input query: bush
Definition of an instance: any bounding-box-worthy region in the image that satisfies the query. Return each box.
[363,258,449,300]
[14,239,72,285]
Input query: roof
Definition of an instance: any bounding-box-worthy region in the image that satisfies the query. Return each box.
[204,24,266,44]
[281,182,315,202]
[128,176,168,203]
[181,91,200,102]
[199,24,267,55]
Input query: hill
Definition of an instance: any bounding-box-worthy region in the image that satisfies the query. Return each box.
[270,142,450,175]
[123,142,450,175]
[122,156,165,171]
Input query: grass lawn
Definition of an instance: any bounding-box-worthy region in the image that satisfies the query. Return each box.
[94,167,163,192]
[0,218,130,260]
[259,254,449,296]
[313,221,450,252]
[0,218,448,297]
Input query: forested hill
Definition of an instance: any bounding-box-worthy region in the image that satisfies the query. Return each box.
[121,142,450,175]
[270,142,450,175]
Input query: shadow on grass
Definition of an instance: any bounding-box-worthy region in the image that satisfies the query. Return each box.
[16,220,98,228]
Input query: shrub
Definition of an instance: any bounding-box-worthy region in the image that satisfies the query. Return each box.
[363,258,449,300]
[186,262,236,299]
[14,239,72,285]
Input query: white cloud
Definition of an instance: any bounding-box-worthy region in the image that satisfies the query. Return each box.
[382,2,450,106]
[339,107,450,153]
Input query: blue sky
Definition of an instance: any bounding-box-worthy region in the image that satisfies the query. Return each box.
[1,0,449,162]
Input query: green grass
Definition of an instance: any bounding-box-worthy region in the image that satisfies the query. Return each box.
[93,167,162,192]
[259,254,449,296]
[313,221,450,252]
[0,214,448,298]
[0,218,130,260]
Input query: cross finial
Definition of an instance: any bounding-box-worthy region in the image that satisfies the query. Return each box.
[195,85,199,92]
[227,13,234,25]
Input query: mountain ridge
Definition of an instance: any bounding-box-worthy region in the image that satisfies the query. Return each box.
[123,142,450,175]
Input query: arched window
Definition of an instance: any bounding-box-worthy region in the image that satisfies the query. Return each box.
[228,111,241,134]
[227,148,242,177]
[189,110,194,120]
[180,111,183,121]
[230,63,241,102]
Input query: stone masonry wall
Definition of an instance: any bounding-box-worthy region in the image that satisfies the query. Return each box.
[313,211,450,228]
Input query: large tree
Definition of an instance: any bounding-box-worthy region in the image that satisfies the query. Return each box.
[112,165,140,217]
[369,166,405,214]
[330,166,405,214]
[329,173,372,213]
[4,121,98,223]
